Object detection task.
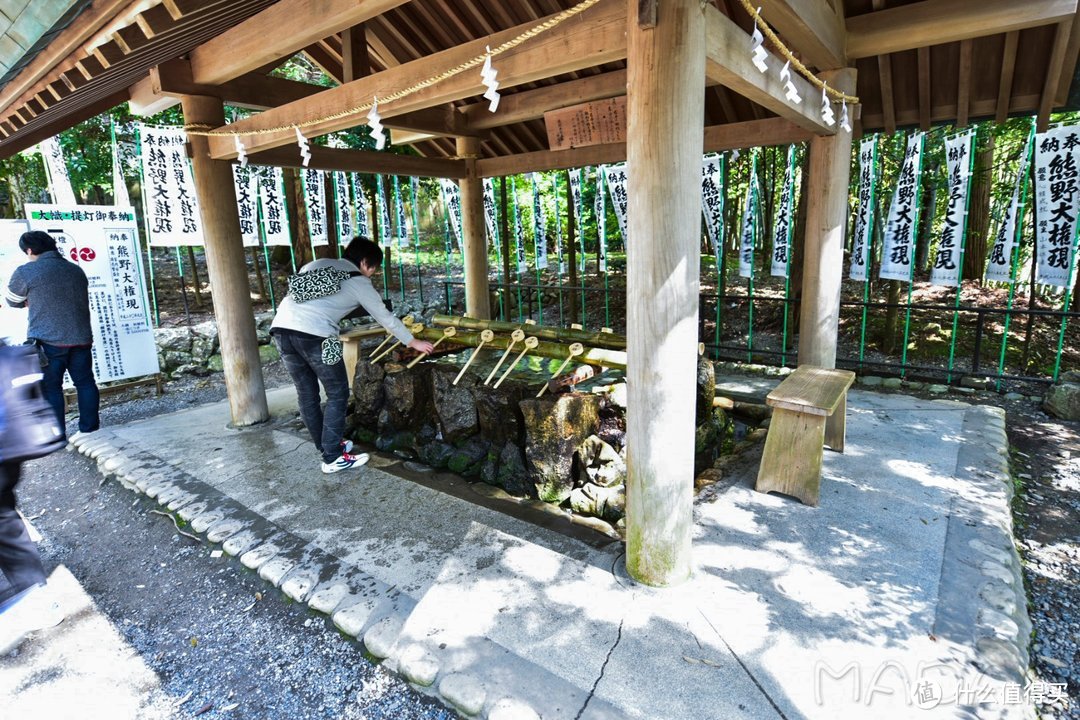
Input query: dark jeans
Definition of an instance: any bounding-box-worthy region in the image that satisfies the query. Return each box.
[40,343,99,438]
[0,461,45,607]
[273,332,349,463]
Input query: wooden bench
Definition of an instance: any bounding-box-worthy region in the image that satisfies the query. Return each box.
[755,365,855,507]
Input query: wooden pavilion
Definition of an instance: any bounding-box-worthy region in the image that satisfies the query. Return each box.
[0,0,1077,585]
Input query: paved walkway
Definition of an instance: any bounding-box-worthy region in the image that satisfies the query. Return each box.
[69,381,1034,720]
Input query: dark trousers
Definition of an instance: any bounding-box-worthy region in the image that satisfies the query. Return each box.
[273,332,349,463]
[0,461,45,607]
[40,343,99,438]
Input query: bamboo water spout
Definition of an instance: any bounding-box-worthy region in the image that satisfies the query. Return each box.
[431,314,626,350]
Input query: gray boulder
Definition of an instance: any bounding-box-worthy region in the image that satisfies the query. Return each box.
[1044,379,1080,420]
[521,394,600,504]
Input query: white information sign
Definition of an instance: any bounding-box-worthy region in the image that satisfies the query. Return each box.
[1034,125,1080,287]
[0,219,29,342]
[930,130,975,286]
[139,126,204,246]
[25,204,159,383]
[879,133,925,282]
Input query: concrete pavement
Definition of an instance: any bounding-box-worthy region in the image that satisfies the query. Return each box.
[67,380,1035,719]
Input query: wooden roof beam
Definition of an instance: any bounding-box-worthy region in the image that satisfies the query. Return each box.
[247,145,466,178]
[757,0,846,70]
[917,47,930,131]
[957,39,973,128]
[477,118,813,176]
[189,0,409,85]
[704,3,838,136]
[995,31,1019,123]
[1038,20,1074,131]
[460,69,627,130]
[341,24,371,83]
[382,104,473,137]
[860,93,1042,130]
[302,41,343,84]
[847,0,1078,59]
[206,0,626,160]
[0,89,130,159]
[129,58,328,116]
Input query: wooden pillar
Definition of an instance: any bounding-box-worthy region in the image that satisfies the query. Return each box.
[624,0,705,587]
[181,95,269,425]
[798,69,857,369]
[458,136,490,319]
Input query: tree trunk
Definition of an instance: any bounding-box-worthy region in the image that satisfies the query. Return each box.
[284,168,311,268]
[883,280,902,353]
[964,133,994,282]
[916,161,938,273]
[186,246,203,309]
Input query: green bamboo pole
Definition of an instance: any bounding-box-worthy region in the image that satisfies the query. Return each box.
[441,197,454,314]
[553,173,565,326]
[898,133,927,378]
[945,129,977,383]
[858,137,880,367]
[1052,241,1080,381]
[996,125,1035,389]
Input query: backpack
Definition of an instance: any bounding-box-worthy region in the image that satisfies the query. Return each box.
[287,267,362,303]
[0,343,66,462]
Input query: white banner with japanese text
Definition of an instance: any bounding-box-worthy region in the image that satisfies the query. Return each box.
[439,178,462,251]
[594,167,607,271]
[482,178,498,249]
[139,126,204,246]
[351,174,370,238]
[258,167,290,247]
[232,165,260,248]
[302,168,328,247]
[701,154,725,260]
[850,136,878,281]
[738,167,758,279]
[511,176,528,273]
[603,163,628,248]
[1034,125,1080,287]
[880,132,925,282]
[771,146,797,278]
[531,173,548,270]
[569,168,586,272]
[334,172,353,247]
[392,176,408,248]
[930,130,975,286]
[40,136,77,206]
[375,175,391,247]
[986,133,1033,283]
[25,204,158,382]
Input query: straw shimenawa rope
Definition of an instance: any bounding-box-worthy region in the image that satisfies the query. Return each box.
[736,0,859,105]
[184,0,603,138]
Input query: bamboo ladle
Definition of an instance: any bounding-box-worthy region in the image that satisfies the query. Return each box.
[406,326,457,369]
[371,322,424,363]
[369,314,414,358]
[452,329,494,385]
[484,329,525,385]
[493,336,539,389]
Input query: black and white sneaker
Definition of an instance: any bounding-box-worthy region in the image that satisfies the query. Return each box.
[321,451,369,474]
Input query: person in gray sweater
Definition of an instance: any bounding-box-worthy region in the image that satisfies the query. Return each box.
[271,236,433,474]
[4,230,98,440]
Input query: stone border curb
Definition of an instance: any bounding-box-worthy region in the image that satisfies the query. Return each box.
[933,405,1036,720]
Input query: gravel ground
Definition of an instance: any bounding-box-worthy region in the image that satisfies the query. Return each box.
[10,361,454,720]
[1007,404,1080,720]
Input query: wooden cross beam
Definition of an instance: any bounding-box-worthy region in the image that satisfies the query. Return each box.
[758,0,847,71]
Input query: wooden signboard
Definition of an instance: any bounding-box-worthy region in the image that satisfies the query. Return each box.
[545,96,627,151]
